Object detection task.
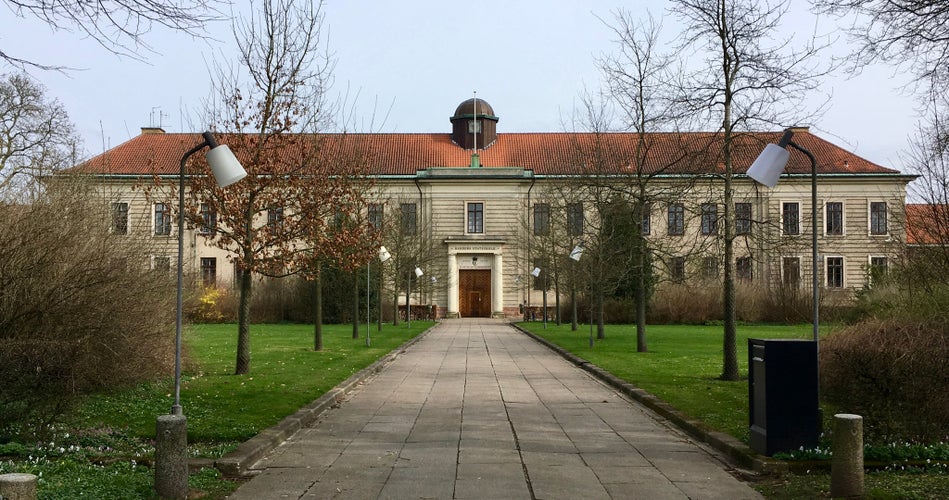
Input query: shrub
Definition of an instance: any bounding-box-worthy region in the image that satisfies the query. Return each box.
[186,286,228,323]
[820,318,949,443]
[0,184,176,439]
[648,283,722,324]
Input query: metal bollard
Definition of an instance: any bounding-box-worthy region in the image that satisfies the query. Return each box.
[831,413,864,498]
[0,472,38,500]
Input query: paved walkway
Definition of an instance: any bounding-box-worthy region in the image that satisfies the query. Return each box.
[227,319,762,499]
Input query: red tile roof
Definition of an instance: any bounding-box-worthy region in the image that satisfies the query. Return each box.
[906,203,948,245]
[72,129,901,177]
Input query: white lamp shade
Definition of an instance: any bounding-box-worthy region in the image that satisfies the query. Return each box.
[530,267,541,277]
[378,246,391,262]
[747,143,790,188]
[569,245,584,261]
[414,267,424,277]
[206,145,247,188]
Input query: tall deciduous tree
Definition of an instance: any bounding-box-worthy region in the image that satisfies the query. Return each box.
[671,0,831,380]
[598,10,688,351]
[186,0,337,374]
[812,0,949,101]
[0,72,80,201]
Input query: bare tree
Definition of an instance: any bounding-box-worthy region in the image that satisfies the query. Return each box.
[671,0,832,380]
[598,9,689,351]
[2,0,224,69]
[183,0,335,374]
[812,0,949,101]
[0,72,80,201]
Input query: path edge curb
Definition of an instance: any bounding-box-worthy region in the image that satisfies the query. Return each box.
[213,325,436,478]
[511,323,789,477]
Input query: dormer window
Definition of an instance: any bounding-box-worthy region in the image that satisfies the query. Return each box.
[468,120,482,134]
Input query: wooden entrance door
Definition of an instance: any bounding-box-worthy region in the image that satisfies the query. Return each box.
[459,269,491,318]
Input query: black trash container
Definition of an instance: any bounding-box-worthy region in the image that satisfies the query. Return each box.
[748,338,820,456]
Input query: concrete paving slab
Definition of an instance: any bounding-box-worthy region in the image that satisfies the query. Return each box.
[226,319,762,499]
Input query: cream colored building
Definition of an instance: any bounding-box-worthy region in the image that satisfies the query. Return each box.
[76,98,914,319]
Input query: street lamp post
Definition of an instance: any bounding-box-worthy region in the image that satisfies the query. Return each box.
[408,266,423,327]
[156,131,246,500]
[373,246,391,344]
[748,129,819,342]
[569,245,587,346]
[531,267,546,328]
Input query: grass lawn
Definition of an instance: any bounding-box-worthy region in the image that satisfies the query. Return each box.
[2,320,945,499]
[518,321,811,441]
[518,321,949,499]
[0,321,433,499]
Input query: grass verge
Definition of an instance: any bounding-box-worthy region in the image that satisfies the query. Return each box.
[0,321,433,499]
[518,321,948,499]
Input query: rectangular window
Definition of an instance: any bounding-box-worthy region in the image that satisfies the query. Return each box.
[268,207,284,227]
[826,201,843,236]
[736,256,753,282]
[154,203,171,236]
[641,203,651,236]
[735,202,752,235]
[782,202,800,235]
[702,256,719,279]
[153,256,171,272]
[566,203,584,236]
[700,203,718,235]
[400,203,417,235]
[670,256,686,282]
[783,257,800,288]
[870,202,888,235]
[533,203,550,236]
[826,256,844,288]
[870,256,887,273]
[200,257,217,287]
[467,202,484,233]
[111,202,129,235]
[667,203,684,236]
[200,203,217,235]
[368,203,384,230]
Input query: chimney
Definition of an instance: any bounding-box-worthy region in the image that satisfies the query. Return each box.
[141,127,166,135]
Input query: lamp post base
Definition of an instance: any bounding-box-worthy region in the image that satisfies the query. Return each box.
[155,413,188,499]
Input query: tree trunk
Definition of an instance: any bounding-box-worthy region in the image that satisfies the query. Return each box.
[596,286,605,339]
[314,267,323,351]
[392,264,400,326]
[721,104,740,380]
[554,275,561,325]
[636,236,648,352]
[235,263,252,375]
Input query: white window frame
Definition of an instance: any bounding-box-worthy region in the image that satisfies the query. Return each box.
[199,202,217,235]
[824,200,846,237]
[868,201,889,236]
[110,201,130,235]
[825,255,845,288]
[465,200,485,235]
[781,201,800,236]
[153,202,172,236]
[867,255,888,286]
[782,256,802,288]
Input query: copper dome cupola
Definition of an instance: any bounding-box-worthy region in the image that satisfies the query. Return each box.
[450,97,498,150]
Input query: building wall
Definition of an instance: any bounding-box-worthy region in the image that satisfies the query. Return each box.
[90,169,909,318]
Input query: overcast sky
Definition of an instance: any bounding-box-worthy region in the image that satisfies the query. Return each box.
[1,0,921,172]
